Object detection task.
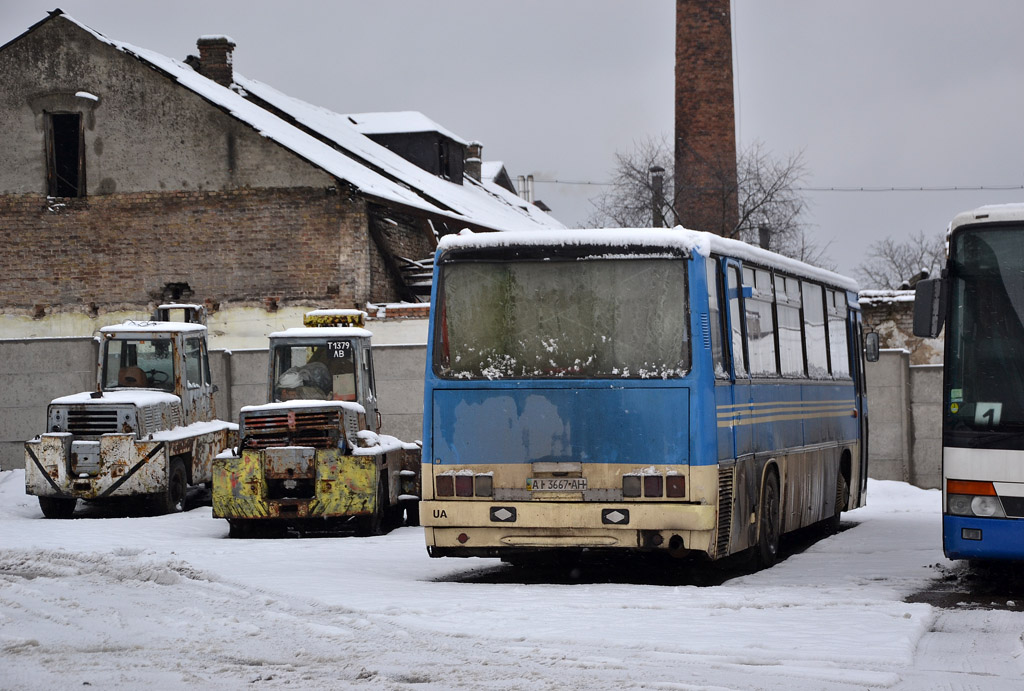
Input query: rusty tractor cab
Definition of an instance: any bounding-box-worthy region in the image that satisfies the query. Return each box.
[24,305,238,519]
[212,309,421,538]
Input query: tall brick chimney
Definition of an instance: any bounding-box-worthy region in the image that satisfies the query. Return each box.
[196,35,236,87]
[465,141,483,182]
[674,0,738,237]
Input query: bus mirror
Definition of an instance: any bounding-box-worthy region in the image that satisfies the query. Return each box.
[865,332,880,362]
[913,278,946,338]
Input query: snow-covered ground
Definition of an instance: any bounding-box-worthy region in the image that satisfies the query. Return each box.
[1,472,1022,690]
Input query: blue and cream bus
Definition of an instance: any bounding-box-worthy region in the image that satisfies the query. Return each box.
[914,204,1024,562]
[421,228,873,567]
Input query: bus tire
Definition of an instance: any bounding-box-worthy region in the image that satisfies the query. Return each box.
[826,473,849,533]
[38,496,76,519]
[756,472,781,568]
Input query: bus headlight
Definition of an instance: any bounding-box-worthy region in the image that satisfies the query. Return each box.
[970,495,1005,517]
[946,480,1005,518]
[947,493,1005,517]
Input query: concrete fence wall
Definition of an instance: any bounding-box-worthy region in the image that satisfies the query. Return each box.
[0,338,427,471]
[1,340,941,486]
[864,350,943,489]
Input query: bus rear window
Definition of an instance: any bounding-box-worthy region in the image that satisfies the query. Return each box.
[434,258,689,379]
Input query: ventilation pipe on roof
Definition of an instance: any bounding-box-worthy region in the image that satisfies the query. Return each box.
[465,141,482,182]
[517,175,526,200]
[196,35,236,87]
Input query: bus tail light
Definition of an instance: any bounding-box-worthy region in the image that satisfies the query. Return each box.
[623,475,641,498]
[475,474,493,497]
[436,475,454,497]
[643,475,663,498]
[666,475,685,498]
[455,475,474,497]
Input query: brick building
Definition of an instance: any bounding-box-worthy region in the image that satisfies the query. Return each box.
[859,290,943,365]
[0,10,561,345]
[674,0,739,236]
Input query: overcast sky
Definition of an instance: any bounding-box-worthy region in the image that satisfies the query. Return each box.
[4,1,1023,279]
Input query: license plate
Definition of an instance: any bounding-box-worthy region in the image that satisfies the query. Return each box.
[527,478,587,491]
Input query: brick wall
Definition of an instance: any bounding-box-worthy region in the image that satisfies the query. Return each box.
[674,0,738,235]
[0,188,384,316]
[861,292,944,365]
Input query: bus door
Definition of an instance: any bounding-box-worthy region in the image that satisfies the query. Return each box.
[723,260,752,458]
[851,310,869,503]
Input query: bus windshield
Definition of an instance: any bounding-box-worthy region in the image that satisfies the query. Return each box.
[434,257,689,379]
[947,226,1024,433]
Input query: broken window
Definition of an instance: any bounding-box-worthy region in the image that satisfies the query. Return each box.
[45,112,85,197]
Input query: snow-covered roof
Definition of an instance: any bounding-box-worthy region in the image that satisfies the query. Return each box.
[268,327,373,340]
[480,161,506,182]
[859,289,916,305]
[439,227,859,292]
[950,203,1024,231]
[346,111,468,146]
[234,75,564,232]
[49,12,563,234]
[99,321,207,334]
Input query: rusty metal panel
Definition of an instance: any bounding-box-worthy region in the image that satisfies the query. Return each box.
[264,446,316,478]
[308,448,376,517]
[212,450,269,519]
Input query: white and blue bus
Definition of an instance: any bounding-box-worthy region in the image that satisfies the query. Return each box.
[915,204,1024,562]
[421,228,873,566]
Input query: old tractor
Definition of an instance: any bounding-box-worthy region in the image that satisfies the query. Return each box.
[212,309,421,537]
[25,304,238,518]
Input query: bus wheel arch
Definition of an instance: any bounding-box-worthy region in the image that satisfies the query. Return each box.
[755,464,782,568]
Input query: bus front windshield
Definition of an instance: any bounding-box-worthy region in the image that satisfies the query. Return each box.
[272,340,357,402]
[947,226,1024,435]
[434,257,689,380]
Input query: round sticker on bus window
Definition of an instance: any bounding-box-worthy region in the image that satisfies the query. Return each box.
[950,403,959,414]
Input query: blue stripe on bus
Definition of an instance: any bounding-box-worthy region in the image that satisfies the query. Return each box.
[943,514,1024,561]
[431,386,691,466]
[715,382,858,460]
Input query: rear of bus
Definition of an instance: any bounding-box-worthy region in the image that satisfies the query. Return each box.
[419,230,720,560]
[919,206,1024,561]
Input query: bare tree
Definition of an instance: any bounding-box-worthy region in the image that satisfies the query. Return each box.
[855,231,947,290]
[588,137,831,267]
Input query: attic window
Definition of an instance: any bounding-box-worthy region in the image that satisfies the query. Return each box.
[437,142,450,181]
[45,112,85,197]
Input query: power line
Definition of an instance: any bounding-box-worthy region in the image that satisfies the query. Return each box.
[531,178,1024,193]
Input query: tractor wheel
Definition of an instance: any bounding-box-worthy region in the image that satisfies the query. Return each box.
[38,496,76,519]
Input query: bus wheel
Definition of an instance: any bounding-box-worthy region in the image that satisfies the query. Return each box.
[38,496,76,519]
[827,473,849,534]
[757,473,781,568]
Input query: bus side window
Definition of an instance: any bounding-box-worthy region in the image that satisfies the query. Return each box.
[706,259,728,378]
[827,290,852,378]
[802,282,829,378]
[744,267,778,377]
[775,274,805,377]
[727,265,747,377]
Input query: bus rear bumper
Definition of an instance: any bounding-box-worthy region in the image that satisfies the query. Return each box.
[421,500,717,556]
[944,514,1024,561]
